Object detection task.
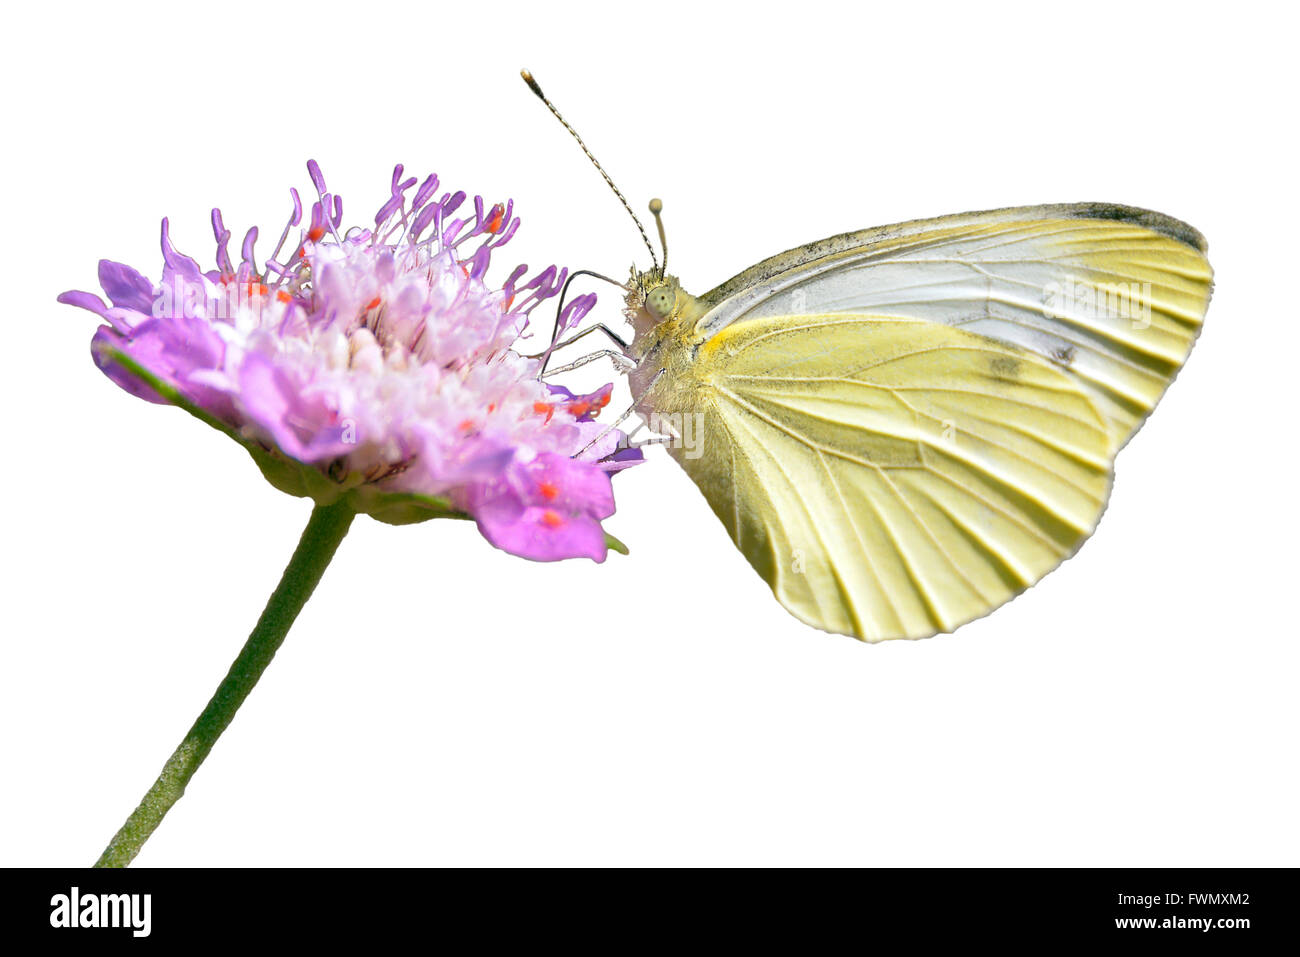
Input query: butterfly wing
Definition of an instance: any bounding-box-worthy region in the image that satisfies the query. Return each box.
[694,204,1213,450]
[639,205,1212,640]
[651,314,1114,641]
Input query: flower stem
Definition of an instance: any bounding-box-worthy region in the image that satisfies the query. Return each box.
[94,500,356,867]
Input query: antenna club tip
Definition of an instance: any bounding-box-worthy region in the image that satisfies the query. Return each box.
[520,69,544,99]
[649,198,664,214]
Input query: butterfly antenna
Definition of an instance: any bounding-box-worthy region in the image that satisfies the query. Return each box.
[649,198,668,272]
[521,69,659,272]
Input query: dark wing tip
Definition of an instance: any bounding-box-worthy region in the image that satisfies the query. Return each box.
[1057,202,1208,253]
[700,201,1210,309]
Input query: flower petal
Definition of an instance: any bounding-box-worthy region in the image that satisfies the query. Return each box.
[475,505,608,563]
[237,352,352,462]
[98,260,156,313]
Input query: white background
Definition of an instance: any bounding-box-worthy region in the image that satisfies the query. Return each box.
[2,0,1296,867]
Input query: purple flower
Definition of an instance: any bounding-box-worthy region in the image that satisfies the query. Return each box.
[60,162,640,561]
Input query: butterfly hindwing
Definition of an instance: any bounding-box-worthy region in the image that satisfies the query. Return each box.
[653,313,1113,641]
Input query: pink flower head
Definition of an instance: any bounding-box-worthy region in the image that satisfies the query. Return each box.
[60,161,641,561]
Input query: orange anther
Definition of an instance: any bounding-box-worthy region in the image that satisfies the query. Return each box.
[486,204,505,234]
[307,226,326,243]
[539,481,559,501]
[540,509,564,528]
[533,401,554,423]
[365,296,382,311]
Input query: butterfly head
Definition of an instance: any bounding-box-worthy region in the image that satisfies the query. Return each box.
[625,266,689,335]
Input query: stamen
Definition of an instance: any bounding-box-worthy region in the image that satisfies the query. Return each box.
[239,227,259,279]
[266,188,304,279]
[211,209,234,277]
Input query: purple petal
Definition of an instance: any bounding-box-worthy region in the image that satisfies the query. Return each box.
[599,444,645,473]
[90,326,170,404]
[58,289,110,319]
[475,505,608,563]
[59,287,141,334]
[159,218,204,287]
[236,352,353,462]
[523,453,615,518]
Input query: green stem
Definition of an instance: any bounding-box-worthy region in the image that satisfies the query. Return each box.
[94,500,356,867]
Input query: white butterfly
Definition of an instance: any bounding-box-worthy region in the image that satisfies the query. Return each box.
[528,72,1213,641]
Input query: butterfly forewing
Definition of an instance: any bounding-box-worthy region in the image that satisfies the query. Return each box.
[693,205,1213,451]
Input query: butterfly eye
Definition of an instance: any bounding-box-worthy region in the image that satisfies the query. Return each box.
[647,286,676,319]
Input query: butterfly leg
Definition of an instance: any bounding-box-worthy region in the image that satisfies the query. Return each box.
[535,267,632,374]
[543,349,635,376]
[574,403,638,457]
[573,369,666,457]
[624,434,674,449]
[544,323,629,354]
[531,323,631,374]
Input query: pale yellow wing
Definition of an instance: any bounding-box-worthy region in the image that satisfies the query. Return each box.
[694,204,1213,451]
[659,313,1114,641]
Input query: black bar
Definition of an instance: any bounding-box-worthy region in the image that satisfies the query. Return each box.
[2,867,1286,946]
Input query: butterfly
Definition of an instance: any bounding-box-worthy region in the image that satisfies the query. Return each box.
[525,72,1213,642]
